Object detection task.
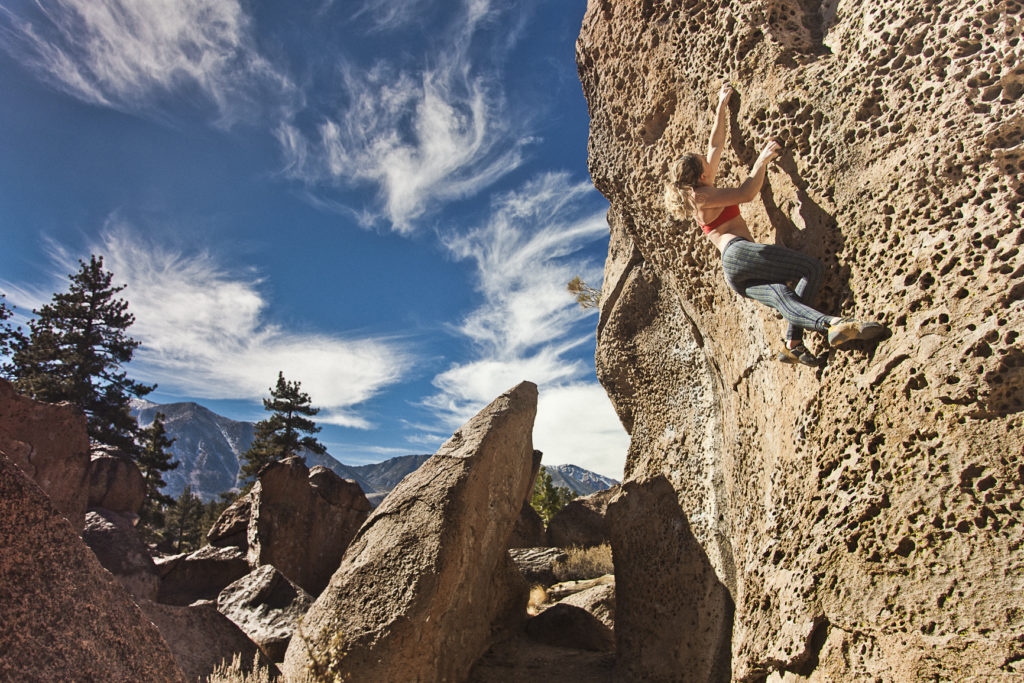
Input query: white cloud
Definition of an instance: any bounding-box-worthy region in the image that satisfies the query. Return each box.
[425,173,627,478]
[3,226,413,428]
[0,0,298,125]
[277,0,526,233]
[534,384,629,480]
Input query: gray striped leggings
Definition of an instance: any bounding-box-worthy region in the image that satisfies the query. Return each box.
[721,238,832,342]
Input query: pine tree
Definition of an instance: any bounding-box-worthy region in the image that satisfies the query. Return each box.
[164,485,205,553]
[136,412,180,532]
[0,294,25,377]
[10,256,154,453]
[239,371,326,485]
[530,466,577,524]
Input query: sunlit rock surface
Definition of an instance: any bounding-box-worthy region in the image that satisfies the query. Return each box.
[578,0,1024,679]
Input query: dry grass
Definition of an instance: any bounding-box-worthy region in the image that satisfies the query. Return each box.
[552,543,614,582]
[527,585,549,616]
[205,653,277,683]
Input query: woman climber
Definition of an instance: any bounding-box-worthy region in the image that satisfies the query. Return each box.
[664,84,884,366]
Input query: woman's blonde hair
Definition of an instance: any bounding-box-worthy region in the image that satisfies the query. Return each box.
[664,153,704,221]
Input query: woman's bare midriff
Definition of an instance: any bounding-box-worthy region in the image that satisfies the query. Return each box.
[704,215,755,253]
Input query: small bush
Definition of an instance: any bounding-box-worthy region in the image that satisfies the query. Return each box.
[527,585,549,616]
[205,653,277,683]
[552,543,614,582]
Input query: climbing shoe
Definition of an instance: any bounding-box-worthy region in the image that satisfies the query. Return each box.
[778,341,823,367]
[827,318,885,346]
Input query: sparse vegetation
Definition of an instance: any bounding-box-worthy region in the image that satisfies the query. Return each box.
[205,653,277,683]
[566,276,600,309]
[552,543,614,582]
[527,585,549,616]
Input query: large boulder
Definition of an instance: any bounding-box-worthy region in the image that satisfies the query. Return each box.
[282,381,540,682]
[0,378,90,530]
[156,545,250,606]
[546,485,619,548]
[82,507,159,601]
[217,565,313,662]
[0,452,185,682]
[207,493,251,549]
[608,477,732,682]
[559,581,616,631]
[247,458,371,596]
[141,599,265,682]
[508,500,547,548]
[87,446,146,515]
[579,0,1024,678]
[525,603,614,653]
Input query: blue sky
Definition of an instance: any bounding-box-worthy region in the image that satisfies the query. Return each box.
[0,0,627,478]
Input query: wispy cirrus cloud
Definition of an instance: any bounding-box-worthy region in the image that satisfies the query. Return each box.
[424,172,628,477]
[0,0,299,126]
[277,0,527,233]
[2,225,412,429]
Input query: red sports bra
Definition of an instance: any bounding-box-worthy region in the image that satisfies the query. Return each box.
[700,204,740,234]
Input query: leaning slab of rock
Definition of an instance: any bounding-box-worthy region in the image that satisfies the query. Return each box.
[87,446,146,515]
[82,508,159,601]
[217,564,312,662]
[0,453,185,682]
[0,378,90,530]
[608,477,732,682]
[509,546,568,586]
[141,599,265,682]
[248,457,370,596]
[207,493,251,549]
[156,544,250,606]
[282,381,540,682]
[547,485,619,548]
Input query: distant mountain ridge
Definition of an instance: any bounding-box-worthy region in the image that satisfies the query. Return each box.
[131,400,617,502]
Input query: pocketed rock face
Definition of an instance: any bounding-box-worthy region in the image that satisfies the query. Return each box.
[247,458,370,596]
[0,378,90,530]
[579,1,1024,680]
[0,453,184,682]
[282,381,539,683]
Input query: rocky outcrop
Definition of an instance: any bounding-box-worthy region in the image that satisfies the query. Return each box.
[141,600,264,682]
[578,1,1024,678]
[608,477,732,682]
[82,508,159,601]
[87,446,146,515]
[156,545,250,606]
[0,452,185,682]
[508,500,547,547]
[509,546,569,586]
[546,485,619,548]
[0,378,90,530]
[281,381,540,682]
[247,458,371,596]
[207,492,251,548]
[217,565,312,662]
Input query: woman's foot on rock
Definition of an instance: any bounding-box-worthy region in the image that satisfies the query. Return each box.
[778,341,823,366]
[827,318,885,346]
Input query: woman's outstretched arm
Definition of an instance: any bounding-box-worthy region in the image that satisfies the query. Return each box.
[705,84,733,181]
[697,140,782,208]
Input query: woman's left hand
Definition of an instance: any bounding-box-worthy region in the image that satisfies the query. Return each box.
[718,83,733,105]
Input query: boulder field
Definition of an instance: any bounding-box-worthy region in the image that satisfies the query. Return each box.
[578,0,1023,680]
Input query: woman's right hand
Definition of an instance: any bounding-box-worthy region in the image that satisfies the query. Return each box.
[757,140,783,165]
